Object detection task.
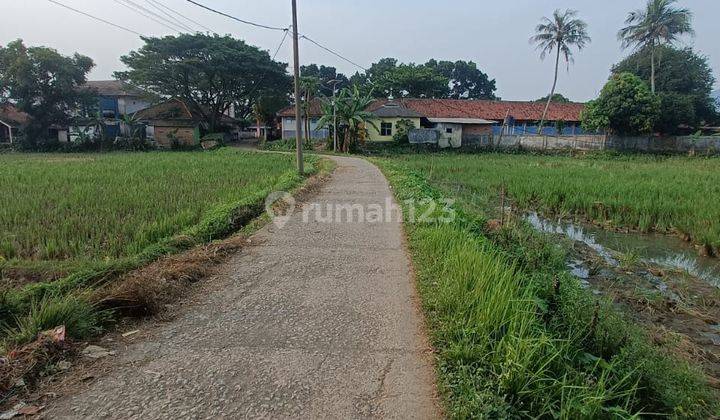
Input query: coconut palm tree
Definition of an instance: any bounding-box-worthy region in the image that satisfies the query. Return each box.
[618,0,693,94]
[531,9,591,133]
[317,86,377,153]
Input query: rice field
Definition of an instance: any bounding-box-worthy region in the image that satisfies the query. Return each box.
[0,149,298,266]
[390,152,720,254]
[374,157,718,417]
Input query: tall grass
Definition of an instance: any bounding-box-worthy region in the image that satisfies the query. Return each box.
[1,149,318,349]
[392,152,720,254]
[0,149,298,263]
[375,159,718,418]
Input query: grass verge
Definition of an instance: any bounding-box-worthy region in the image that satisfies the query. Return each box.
[373,158,719,418]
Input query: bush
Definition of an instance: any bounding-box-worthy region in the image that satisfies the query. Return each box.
[582,73,660,135]
[3,294,103,348]
[393,119,415,144]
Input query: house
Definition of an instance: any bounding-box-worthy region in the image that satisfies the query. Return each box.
[83,80,152,119]
[367,98,587,146]
[365,99,423,141]
[135,98,239,148]
[0,104,30,144]
[277,97,586,146]
[277,101,330,140]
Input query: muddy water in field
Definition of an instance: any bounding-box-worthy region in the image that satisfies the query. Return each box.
[525,212,720,288]
[525,212,720,384]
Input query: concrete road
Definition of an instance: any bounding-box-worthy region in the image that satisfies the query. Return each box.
[45,156,440,419]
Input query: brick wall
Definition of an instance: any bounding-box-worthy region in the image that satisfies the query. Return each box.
[154,126,197,148]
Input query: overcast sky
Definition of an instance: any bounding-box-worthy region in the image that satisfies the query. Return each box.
[2,0,718,101]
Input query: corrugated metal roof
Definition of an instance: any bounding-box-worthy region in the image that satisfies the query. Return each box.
[83,80,146,97]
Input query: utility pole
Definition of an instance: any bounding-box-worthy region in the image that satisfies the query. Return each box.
[291,0,304,174]
[327,79,340,153]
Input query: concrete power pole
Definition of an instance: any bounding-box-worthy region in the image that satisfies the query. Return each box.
[291,0,304,174]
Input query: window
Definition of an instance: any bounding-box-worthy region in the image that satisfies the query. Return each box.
[380,122,392,136]
[446,127,453,134]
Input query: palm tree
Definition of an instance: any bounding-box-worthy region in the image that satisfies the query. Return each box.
[618,0,693,94]
[299,76,320,146]
[317,86,377,153]
[531,9,591,133]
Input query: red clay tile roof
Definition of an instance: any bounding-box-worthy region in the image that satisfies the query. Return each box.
[278,97,585,122]
[394,98,585,122]
[0,104,30,126]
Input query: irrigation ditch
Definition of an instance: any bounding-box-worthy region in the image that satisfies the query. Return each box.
[524,211,720,385]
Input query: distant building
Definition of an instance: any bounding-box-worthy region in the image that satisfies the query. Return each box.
[83,80,152,118]
[136,98,239,148]
[277,97,587,146]
[277,100,329,140]
[0,104,29,144]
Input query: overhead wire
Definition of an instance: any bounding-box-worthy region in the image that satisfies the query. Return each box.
[148,0,215,34]
[142,0,197,32]
[47,0,146,37]
[113,0,188,33]
[185,0,288,31]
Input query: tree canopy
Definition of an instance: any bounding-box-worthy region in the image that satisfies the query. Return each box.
[0,39,95,146]
[426,59,497,99]
[582,72,660,135]
[612,45,717,131]
[536,93,571,103]
[618,0,693,93]
[116,33,290,132]
[300,64,350,97]
[349,58,497,100]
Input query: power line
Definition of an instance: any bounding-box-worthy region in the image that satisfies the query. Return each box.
[299,34,368,72]
[114,0,187,33]
[185,0,287,31]
[272,29,290,60]
[143,0,197,32]
[147,0,215,34]
[47,0,145,37]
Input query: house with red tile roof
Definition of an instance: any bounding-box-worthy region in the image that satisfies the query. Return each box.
[0,104,30,144]
[277,100,329,140]
[278,97,587,145]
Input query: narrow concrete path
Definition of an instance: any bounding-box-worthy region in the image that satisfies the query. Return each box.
[45,156,440,419]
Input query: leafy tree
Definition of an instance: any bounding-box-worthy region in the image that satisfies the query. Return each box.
[116,33,290,132]
[300,64,350,97]
[582,73,660,135]
[531,9,591,132]
[618,0,693,94]
[393,119,416,143]
[0,39,95,147]
[351,58,449,99]
[536,93,571,103]
[612,46,716,131]
[426,59,498,99]
[317,86,377,152]
[351,58,497,100]
[252,93,288,138]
